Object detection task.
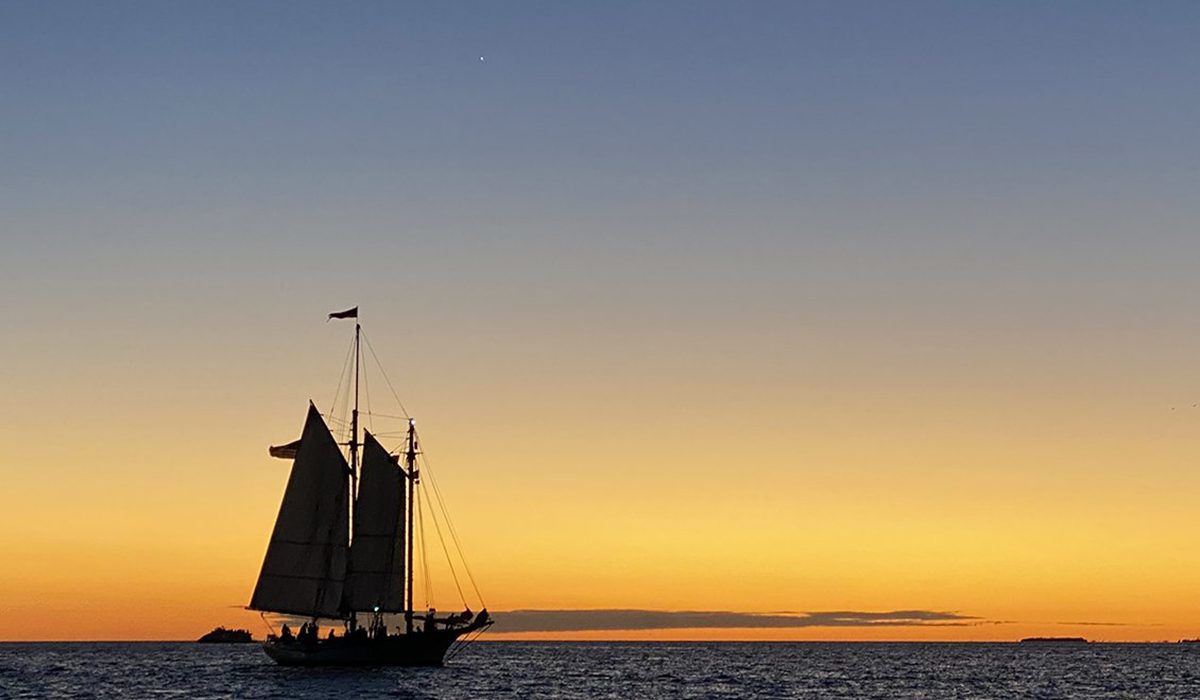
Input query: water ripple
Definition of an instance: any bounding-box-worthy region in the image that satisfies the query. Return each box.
[1,641,1199,699]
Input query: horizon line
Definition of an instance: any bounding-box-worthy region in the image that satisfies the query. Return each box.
[1,639,1194,644]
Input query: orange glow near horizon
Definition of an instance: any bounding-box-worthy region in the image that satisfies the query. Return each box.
[3,311,1200,643]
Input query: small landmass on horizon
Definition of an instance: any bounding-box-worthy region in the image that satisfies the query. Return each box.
[197,627,254,643]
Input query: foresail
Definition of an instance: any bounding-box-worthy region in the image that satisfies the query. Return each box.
[250,403,350,618]
[343,431,406,612]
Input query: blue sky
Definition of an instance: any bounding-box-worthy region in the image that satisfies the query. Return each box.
[6,1,1200,401]
[6,2,1200,318]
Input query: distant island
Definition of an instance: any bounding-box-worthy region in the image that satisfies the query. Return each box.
[1019,637,1088,644]
[197,627,254,643]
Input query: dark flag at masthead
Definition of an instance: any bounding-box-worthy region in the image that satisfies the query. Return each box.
[328,306,358,320]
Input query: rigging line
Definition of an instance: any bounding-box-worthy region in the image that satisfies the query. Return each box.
[422,479,467,607]
[358,328,482,605]
[258,612,276,637]
[328,332,356,419]
[362,356,373,433]
[362,411,410,420]
[417,486,431,610]
[419,453,485,606]
[339,342,355,447]
[420,455,484,606]
[446,624,489,662]
[328,338,355,451]
[360,331,410,420]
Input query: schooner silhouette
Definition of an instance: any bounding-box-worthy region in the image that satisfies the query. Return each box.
[248,308,491,666]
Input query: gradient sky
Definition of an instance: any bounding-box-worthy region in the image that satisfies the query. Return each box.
[3,1,1200,641]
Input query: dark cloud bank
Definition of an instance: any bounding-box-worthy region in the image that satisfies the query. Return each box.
[491,610,982,633]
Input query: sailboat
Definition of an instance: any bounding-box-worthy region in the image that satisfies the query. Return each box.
[248,307,492,666]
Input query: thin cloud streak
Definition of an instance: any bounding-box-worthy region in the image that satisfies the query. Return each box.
[492,609,983,633]
[1055,621,1147,627]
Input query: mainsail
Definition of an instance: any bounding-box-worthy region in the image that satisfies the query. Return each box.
[250,403,350,618]
[343,431,407,612]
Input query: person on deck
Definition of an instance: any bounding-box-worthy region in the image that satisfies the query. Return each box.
[280,623,293,642]
[424,609,436,633]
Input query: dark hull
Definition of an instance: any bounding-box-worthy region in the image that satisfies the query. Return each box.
[262,623,487,667]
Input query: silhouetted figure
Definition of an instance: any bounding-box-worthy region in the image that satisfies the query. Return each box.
[454,607,472,626]
[477,609,489,625]
[299,622,318,644]
[280,623,293,642]
[424,609,436,633]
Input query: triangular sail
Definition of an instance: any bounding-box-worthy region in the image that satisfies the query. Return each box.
[250,403,350,618]
[343,431,407,612]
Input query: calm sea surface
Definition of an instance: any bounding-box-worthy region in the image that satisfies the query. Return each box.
[2,641,1199,699]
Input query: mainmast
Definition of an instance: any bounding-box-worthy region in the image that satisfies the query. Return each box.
[327,305,362,501]
[404,417,418,633]
[348,320,360,629]
[325,305,361,626]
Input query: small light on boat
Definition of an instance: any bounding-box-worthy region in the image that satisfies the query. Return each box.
[374,606,380,612]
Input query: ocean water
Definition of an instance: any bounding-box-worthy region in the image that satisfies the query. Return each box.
[2,641,1199,699]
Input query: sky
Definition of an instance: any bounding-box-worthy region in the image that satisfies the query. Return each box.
[3,1,1200,641]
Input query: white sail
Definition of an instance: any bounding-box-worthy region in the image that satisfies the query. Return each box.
[343,431,407,612]
[250,403,350,618]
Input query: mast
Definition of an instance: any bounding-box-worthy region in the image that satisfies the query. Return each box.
[348,321,360,628]
[404,417,418,633]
